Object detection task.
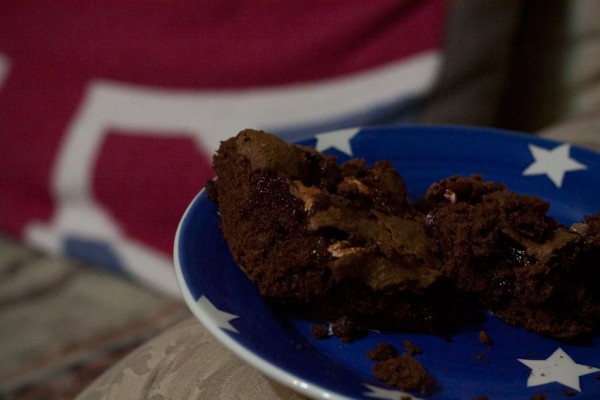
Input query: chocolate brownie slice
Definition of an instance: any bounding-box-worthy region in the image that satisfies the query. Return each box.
[421,174,600,338]
[207,129,467,333]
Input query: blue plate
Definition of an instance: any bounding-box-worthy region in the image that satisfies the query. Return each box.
[175,125,600,400]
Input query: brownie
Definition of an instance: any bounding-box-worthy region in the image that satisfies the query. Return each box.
[208,129,467,333]
[208,129,600,339]
[421,174,600,338]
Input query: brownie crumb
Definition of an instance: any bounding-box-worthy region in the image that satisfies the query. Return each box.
[531,394,547,400]
[401,396,413,400]
[403,340,423,355]
[479,330,493,345]
[367,343,399,361]
[331,316,365,343]
[371,353,434,393]
[473,396,489,400]
[310,324,330,339]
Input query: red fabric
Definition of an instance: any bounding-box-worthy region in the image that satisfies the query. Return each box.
[94,132,213,254]
[0,0,446,268]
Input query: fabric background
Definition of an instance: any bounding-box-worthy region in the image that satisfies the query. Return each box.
[0,235,190,400]
[75,317,308,400]
[0,0,447,296]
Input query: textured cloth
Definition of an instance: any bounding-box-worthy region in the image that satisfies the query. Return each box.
[0,0,447,296]
[0,235,190,400]
[500,0,600,131]
[539,107,600,152]
[75,317,307,400]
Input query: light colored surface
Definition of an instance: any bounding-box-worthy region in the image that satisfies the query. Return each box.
[76,317,307,400]
[539,108,600,152]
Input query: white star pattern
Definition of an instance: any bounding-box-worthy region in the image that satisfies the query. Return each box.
[522,143,587,188]
[518,348,600,392]
[362,384,423,400]
[315,128,360,156]
[197,295,239,333]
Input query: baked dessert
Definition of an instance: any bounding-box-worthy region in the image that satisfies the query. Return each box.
[420,175,600,338]
[206,129,600,339]
[207,129,469,333]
